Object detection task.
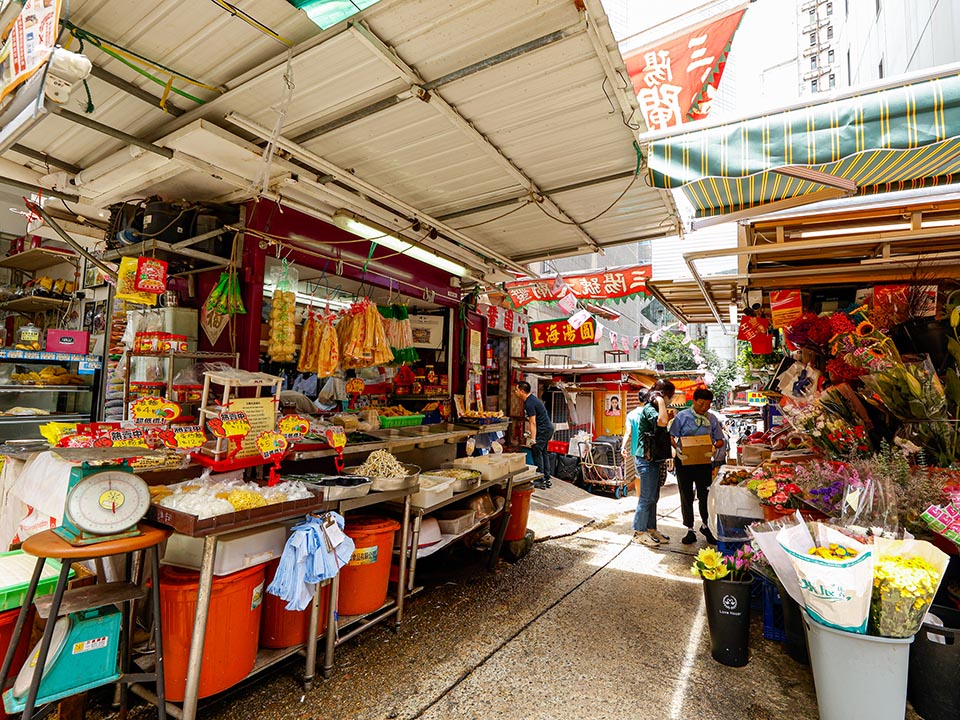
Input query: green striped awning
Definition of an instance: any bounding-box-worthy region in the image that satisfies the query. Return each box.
[646,71,960,222]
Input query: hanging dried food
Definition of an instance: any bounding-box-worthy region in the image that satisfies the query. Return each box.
[316,313,340,377]
[338,299,394,369]
[297,309,319,372]
[378,304,419,365]
[268,288,296,362]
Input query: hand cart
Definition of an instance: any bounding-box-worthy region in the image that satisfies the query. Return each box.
[577,440,629,498]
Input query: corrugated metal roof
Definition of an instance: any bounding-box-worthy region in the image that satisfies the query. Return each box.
[1,0,679,273]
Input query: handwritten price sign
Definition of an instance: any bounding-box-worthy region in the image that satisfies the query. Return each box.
[131,396,182,426]
[255,431,289,460]
[207,411,251,439]
[278,414,310,441]
[159,425,207,450]
[108,429,149,448]
[324,426,347,452]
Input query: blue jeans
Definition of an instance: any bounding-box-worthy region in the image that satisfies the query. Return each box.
[633,458,662,532]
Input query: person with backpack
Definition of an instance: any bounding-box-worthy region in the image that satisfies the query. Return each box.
[621,380,675,547]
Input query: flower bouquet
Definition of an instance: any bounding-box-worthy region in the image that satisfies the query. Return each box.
[870,537,948,638]
[690,545,755,582]
[746,467,805,520]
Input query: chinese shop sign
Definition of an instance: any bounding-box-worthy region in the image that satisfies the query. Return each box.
[505,265,652,308]
[622,8,745,130]
[528,317,598,351]
[477,303,528,336]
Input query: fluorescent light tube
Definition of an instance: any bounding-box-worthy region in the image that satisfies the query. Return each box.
[332,209,469,277]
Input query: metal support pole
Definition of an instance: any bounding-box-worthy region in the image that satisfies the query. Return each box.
[322,572,339,678]
[0,558,44,689]
[394,495,410,628]
[25,201,118,281]
[150,546,168,720]
[406,512,422,593]
[49,107,174,159]
[180,536,218,720]
[303,581,323,690]
[22,561,73,720]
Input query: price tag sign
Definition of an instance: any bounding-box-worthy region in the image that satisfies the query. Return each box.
[131,396,182,425]
[207,411,252,439]
[278,414,311,442]
[255,431,289,460]
[324,426,347,452]
[159,425,207,450]
[108,429,149,448]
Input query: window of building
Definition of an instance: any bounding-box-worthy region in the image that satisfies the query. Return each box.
[827,25,833,39]
[811,55,818,69]
[809,8,816,20]
[812,79,819,92]
[827,1,833,14]
[828,49,835,64]
[829,73,836,88]
[810,32,816,46]
[879,59,884,78]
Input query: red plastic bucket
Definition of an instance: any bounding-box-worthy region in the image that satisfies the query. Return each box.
[159,564,265,701]
[500,484,535,542]
[259,558,331,649]
[339,516,400,616]
[0,607,33,720]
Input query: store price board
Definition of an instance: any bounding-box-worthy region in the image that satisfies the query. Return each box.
[0,349,102,368]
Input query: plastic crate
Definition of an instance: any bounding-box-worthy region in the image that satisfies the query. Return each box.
[716,514,762,542]
[378,414,425,428]
[759,575,786,641]
[750,573,764,611]
[717,539,746,557]
[0,551,74,611]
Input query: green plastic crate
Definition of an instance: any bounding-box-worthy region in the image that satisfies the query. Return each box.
[378,414,425,428]
[0,550,75,612]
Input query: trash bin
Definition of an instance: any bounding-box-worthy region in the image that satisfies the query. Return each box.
[804,610,912,720]
[339,516,400,616]
[908,604,960,720]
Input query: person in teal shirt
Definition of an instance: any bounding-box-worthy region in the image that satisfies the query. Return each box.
[621,380,675,547]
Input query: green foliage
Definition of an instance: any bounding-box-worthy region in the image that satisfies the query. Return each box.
[736,341,783,373]
[641,332,737,402]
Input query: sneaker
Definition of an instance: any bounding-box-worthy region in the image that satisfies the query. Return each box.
[681,530,697,545]
[700,525,717,545]
[633,531,659,547]
[648,529,670,543]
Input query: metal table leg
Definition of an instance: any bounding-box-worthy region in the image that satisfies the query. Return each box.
[0,557,44,691]
[488,477,515,569]
[322,572,339,679]
[394,495,410,628]
[22,560,72,720]
[407,512,423,593]
[149,546,167,720]
[180,536,218,720]
[303,580,323,690]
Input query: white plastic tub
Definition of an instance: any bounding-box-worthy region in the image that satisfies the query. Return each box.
[411,476,455,508]
[162,524,287,576]
[435,509,477,535]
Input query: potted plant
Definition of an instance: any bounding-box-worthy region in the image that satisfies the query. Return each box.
[691,545,756,666]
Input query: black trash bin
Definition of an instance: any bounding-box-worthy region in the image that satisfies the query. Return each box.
[908,604,960,720]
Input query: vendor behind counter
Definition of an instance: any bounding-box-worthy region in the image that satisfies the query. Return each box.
[279,391,322,415]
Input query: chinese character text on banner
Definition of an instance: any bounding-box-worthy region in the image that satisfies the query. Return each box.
[528,317,598,351]
[505,265,651,308]
[622,8,746,131]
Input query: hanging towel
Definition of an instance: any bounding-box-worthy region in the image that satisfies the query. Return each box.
[267,512,355,611]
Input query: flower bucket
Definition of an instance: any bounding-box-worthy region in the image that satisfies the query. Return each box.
[762,505,797,522]
[703,578,752,666]
[803,610,912,720]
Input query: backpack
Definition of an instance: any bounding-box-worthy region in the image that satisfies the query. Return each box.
[638,403,672,462]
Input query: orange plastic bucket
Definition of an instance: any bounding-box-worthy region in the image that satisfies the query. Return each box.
[339,516,400,616]
[0,607,33,720]
[501,484,535,542]
[259,558,331,649]
[159,564,265,701]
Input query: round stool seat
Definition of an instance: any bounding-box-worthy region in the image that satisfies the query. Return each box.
[22,522,172,560]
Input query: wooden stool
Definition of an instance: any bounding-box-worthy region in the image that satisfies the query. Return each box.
[0,523,172,720]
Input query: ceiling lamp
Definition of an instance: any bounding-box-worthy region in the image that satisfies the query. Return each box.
[288,0,384,29]
[331,209,470,278]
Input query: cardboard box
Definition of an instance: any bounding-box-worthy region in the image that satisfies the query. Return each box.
[678,434,715,465]
[45,329,89,354]
[740,444,773,466]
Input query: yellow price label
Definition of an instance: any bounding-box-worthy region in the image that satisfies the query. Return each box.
[324,426,347,451]
[256,431,289,459]
[131,396,182,425]
[108,429,149,448]
[159,425,207,450]
[207,411,251,439]
[278,414,310,440]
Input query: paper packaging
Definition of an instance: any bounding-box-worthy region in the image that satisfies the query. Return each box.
[678,434,714,465]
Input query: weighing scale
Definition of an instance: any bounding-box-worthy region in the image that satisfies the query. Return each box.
[52,462,152,546]
[3,607,122,714]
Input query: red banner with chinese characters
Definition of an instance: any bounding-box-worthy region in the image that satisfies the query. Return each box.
[623,8,745,131]
[528,317,598,351]
[505,265,652,308]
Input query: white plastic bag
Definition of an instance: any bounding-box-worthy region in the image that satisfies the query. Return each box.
[779,521,874,633]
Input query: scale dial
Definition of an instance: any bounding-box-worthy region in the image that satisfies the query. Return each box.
[65,470,151,535]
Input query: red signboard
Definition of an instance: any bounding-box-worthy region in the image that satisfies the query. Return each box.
[769,289,803,329]
[477,302,528,336]
[623,8,745,130]
[528,317,598,351]
[506,265,652,309]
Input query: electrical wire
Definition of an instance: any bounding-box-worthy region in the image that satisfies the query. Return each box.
[451,199,533,230]
[532,143,644,226]
[207,0,294,46]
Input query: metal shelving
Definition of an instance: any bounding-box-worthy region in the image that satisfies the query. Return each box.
[0,296,69,313]
[0,247,78,272]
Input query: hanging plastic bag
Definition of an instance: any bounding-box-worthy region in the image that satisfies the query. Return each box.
[134,256,168,294]
[116,257,157,306]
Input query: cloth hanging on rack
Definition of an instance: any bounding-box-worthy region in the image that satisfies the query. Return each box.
[267,512,354,611]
